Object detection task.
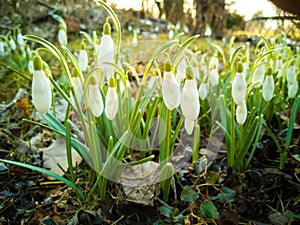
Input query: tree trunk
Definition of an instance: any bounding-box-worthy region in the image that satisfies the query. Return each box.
[194,0,225,38]
[164,0,184,24]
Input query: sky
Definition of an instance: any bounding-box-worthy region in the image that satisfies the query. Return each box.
[106,0,278,21]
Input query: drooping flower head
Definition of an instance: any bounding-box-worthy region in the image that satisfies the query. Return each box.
[181,66,200,135]
[71,68,84,105]
[58,23,67,47]
[252,63,265,88]
[262,67,275,102]
[236,100,247,125]
[98,20,115,80]
[162,61,181,110]
[105,77,119,120]
[175,57,187,83]
[31,55,52,113]
[78,41,88,72]
[88,75,103,117]
[232,62,247,105]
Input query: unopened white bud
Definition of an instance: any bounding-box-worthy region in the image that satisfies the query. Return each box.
[262,75,274,102]
[198,83,209,100]
[288,82,298,98]
[252,63,265,88]
[236,101,247,125]
[162,68,181,110]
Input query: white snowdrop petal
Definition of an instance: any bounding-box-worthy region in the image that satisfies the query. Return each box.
[58,29,67,46]
[232,72,247,105]
[88,84,103,117]
[98,35,115,79]
[105,87,118,120]
[209,69,219,87]
[17,34,24,47]
[288,82,298,98]
[32,70,52,113]
[175,58,187,83]
[286,66,296,84]
[162,72,181,110]
[9,39,16,50]
[184,118,194,135]
[72,77,84,105]
[236,101,247,125]
[78,49,88,72]
[252,64,265,88]
[28,60,34,74]
[198,83,209,100]
[262,75,274,102]
[181,79,200,120]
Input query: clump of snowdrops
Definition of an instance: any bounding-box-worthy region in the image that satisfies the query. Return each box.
[0,1,299,204]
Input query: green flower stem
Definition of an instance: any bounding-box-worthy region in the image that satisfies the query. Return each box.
[192,121,200,163]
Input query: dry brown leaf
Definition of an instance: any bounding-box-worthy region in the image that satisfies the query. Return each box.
[41,137,82,180]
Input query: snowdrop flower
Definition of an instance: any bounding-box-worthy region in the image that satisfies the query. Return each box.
[88,76,103,117]
[28,56,34,75]
[58,23,67,47]
[78,42,88,72]
[16,30,24,47]
[71,69,84,105]
[236,100,247,125]
[286,60,296,84]
[192,61,200,81]
[105,77,118,120]
[252,63,265,88]
[198,83,209,100]
[147,70,158,89]
[132,29,138,47]
[209,67,219,87]
[288,82,298,98]
[181,66,200,134]
[262,67,274,102]
[184,118,194,135]
[162,62,181,110]
[98,20,115,80]
[175,58,187,83]
[9,37,16,51]
[0,39,5,56]
[232,62,246,105]
[31,55,52,113]
[208,55,219,87]
[276,55,283,78]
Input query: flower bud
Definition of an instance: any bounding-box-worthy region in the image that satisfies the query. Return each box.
[58,23,67,46]
[236,101,247,125]
[209,68,219,87]
[288,82,298,98]
[184,118,194,135]
[17,30,24,47]
[71,69,83,105]
[105,77,118,120]
[286,60,296,84]
[252,63,265,88]
[232,62,246,105]
[98,21,115,79]
[9,38,16,50]
[88,76,103,117]
[78,42,88,72]
[162,62,181,110]
[262,68,274,102]
[0,39,5,56]
[198,83,209,100]
[31,56,52,113]
[175,58,187,83]
[181,71,199,121]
